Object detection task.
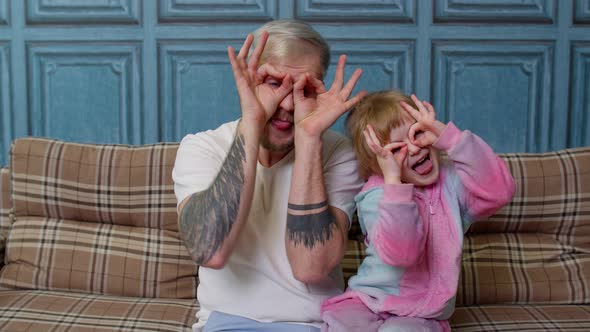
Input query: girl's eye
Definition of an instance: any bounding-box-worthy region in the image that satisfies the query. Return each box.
[391,147,401,154]
[414,130,424,138]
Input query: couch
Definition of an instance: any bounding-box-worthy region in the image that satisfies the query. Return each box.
[0,137,589,331]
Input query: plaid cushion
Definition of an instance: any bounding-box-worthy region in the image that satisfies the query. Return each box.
[469,148,590,245]
[10,138,180,230]
[0,168,11,267]
[2,138,198,299]
[450,304,590,331]
[0,167,11,237]
[0,216,198,299]
[0,289,197,331]
[457,233,590,306]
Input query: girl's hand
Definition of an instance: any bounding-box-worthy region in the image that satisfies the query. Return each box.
[399,94,446,148]
[364,124,407,184]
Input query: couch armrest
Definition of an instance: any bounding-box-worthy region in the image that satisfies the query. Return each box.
[0,167,11,268]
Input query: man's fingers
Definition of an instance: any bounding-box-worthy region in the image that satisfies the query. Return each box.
[228,46,244,81]
[308,75,327,94]
[257,63,285,80]
[293,74,308,100]
[248,31,268,69]
[330,55,346,92]
[276,74,293,99]
[344,90,367,111]
[238,33,254,59]
[340,68,362,99]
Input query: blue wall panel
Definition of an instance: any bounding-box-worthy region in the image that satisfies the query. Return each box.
[435,0,555,23]
[0,43,10,168]
[26,0,141,24]
[0,0,8,25]
[433,42,553,153]
[27,43,141,144]
[571,43,590,147]
[0,0,589,166]
[327,41,414,133]
[575,0,590,23]
[159,40,242,142]
[295,0,415,22]
[159,0,278,21]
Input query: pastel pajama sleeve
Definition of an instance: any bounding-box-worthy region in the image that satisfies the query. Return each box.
[365,184,426,267]
[433,122,515,225]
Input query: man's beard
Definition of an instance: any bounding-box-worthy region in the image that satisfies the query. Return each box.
[261,134,294,153]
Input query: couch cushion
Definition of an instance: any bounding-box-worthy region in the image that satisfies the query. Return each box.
[456,147,590,306]
[0,217,198,298]
[0,289,197,331]
[0,167,11,237]
[450,304,590,331]
[469,147,590,246]
[457,233,590,306]
[3,138,199,299]
[10,138,179,230]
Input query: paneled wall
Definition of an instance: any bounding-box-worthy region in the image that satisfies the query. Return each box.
[1,0,589,166]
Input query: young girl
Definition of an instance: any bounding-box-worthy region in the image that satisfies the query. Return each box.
[321,91,515,331]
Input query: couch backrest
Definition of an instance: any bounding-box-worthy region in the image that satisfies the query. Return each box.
[457,147,590,306]
[0,138,198,299]
[0,167,11,261]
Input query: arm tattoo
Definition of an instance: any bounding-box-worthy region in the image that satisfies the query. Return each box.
[178,132,246,264]
[287,201,337,249]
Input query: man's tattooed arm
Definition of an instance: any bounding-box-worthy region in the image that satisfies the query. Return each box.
[178,130,256,267]
[285,141,348,283]
[287,201,337,248]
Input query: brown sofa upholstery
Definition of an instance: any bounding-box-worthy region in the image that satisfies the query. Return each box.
[0,137,589,331]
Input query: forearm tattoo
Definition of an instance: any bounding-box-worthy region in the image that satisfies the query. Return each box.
[178,133,246,264]
[287,201,337,249]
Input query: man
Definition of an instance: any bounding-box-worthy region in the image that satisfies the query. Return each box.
[172,19,365,331]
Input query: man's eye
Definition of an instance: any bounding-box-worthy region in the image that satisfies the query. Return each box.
[265,78,280,87]
[304,86,317,98]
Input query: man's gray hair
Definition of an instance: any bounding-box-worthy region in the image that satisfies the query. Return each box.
[252,19,331,78]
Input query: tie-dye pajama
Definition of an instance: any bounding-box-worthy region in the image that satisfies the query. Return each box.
[321,123,515,331]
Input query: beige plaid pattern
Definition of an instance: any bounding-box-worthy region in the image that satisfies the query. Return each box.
[450,304,590,331]
[10,138,179,230]
[0,289,197,331]
[1,138,198,299]
[0,168,11,267]
[0,168,11,237]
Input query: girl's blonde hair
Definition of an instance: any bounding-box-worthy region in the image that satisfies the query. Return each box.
[252,20,330,78]
[346,90,417,179]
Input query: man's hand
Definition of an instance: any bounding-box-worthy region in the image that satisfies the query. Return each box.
[292,54,366,140]
[400,95,447,148]
[364,124,407,184]
[227,32,293,128]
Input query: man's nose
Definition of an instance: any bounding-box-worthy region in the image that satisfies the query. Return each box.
[279,91,294,111]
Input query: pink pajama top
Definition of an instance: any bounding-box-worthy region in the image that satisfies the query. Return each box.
[322,122,515,320]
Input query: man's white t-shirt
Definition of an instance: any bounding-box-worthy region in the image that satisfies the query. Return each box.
[172,120,363,330]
